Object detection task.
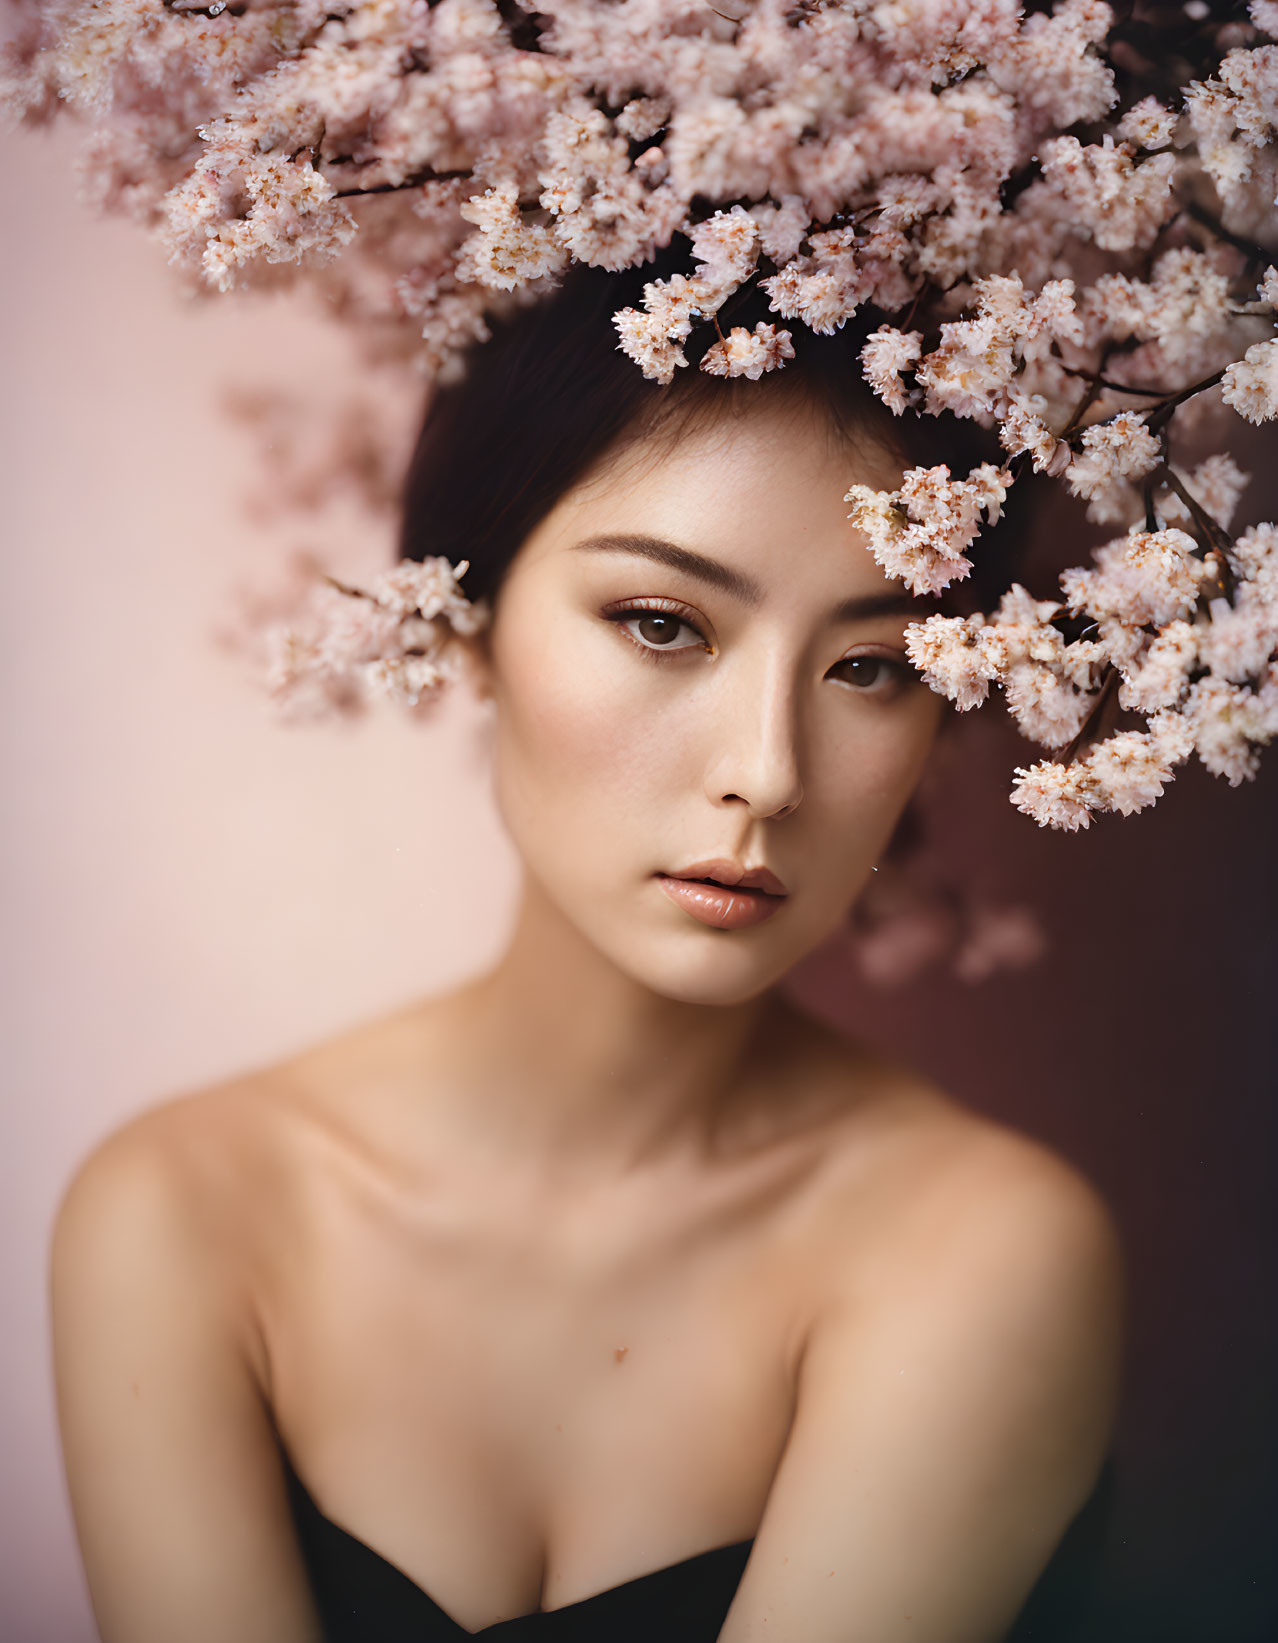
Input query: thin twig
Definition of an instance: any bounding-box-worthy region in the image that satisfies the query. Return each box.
[1144,367,1228,433]
[320,166,470,199]
[1061,365,1229,443]
[1152,464,1238,600]
[1060,665,1121,768]
[320,571,374,601]
[1143,476,1159,533]
[1057,366,1170,398]
[1059,350,1112,441]
[1153,464,1234,554]
[1179,195,1276,266]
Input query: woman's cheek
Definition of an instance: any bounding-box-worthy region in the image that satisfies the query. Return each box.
[489,619,681,852]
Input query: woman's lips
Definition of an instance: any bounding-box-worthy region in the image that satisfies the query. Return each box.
[654,874,787,930]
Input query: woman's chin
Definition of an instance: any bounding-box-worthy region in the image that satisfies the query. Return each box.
[632,970,785,1009]
[598,924,811,1008]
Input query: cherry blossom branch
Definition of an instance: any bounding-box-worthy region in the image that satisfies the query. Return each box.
[306,156,471,199]
[1058,664,1122,769]
[1057,365,1229,445]
[1057,367,1169,398]
[1151,463,1238,600]
[319,571,375,601]
[1178,195,1277,267]
[328,175,469,201]
[1058,354,1114,442]
[9,0,1275,835]
[1143,474,1160,533]
[1143,368,1229,434]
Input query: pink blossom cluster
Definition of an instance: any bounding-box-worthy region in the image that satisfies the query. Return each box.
[845,459,1012,596]
[4,0,1277,826]
[250,556,490,721]
[906,520,1278,827]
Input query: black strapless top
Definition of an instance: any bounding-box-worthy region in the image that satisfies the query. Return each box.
[281,1448,754,1639]
[283,1445,1117,1642]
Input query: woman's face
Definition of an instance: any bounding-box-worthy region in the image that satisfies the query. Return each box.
[472,395,946,1006]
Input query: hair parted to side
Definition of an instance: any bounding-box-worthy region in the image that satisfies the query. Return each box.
[398,240,1025,616]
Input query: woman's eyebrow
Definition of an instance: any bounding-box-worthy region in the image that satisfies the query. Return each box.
[571,532,760,601]
[569,532,920,621]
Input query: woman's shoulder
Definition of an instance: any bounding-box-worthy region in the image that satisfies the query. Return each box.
[60,998,416,1197]
[52,1092,252,1307]
[58,1062,295,1216]
[51,996,440,1278]
[810,1038,1126,1443]
[52,1031,360,1291]
[795,1025,1123,1301]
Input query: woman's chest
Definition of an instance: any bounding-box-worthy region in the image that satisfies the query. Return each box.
[250,1146,825,1623]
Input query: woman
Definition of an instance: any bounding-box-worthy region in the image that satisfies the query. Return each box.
[49,251,1124,1643]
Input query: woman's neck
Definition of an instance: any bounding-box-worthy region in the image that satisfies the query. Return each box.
[411,874,806,1187]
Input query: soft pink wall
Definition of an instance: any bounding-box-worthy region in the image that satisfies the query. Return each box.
[1,124,517,1641]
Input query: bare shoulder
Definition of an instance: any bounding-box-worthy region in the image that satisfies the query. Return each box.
[893,1096,1126,1302]
[812,1042,1127,1470]
[717,1043,1126,1643]
[51,996,426,1314]
[885,1107,1128,1392]
[818,1038,1117,1255]
[51,1061,323,1351]
[797,1030,1126,1325]
[51,1075,331,1643]
[56,1067,285,1234]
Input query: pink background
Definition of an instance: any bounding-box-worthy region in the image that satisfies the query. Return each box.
[4,124,1275,1642]
[2,121,521,1640]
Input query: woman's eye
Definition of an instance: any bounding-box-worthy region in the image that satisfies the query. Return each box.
[609,607,707,654]
[830,655,907,693]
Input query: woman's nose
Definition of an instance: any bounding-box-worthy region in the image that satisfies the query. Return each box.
[704,650,805,820]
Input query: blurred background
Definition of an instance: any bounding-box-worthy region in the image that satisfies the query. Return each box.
[2,122,1275,1643]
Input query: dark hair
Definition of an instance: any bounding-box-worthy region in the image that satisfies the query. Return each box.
[398,238,1021,613]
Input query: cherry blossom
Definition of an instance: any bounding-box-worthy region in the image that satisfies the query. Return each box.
[2,0,1275,832]
[845,462,1011,597]
[861,326,924,417]
[1222,338,1278,424]
[1010,759,1098,831]
[700,320,795,380]
[247,556,489,720]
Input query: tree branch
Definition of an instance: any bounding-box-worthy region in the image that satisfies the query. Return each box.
[1059,665,1122,768]
[1143,367,1227,434]
[1178,194,1276,267]
[1058,366,1170,398]
[320,571,375,601]
[1152,463,1237,599]
[1059,348,1113,440]
[322,167,471,200]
